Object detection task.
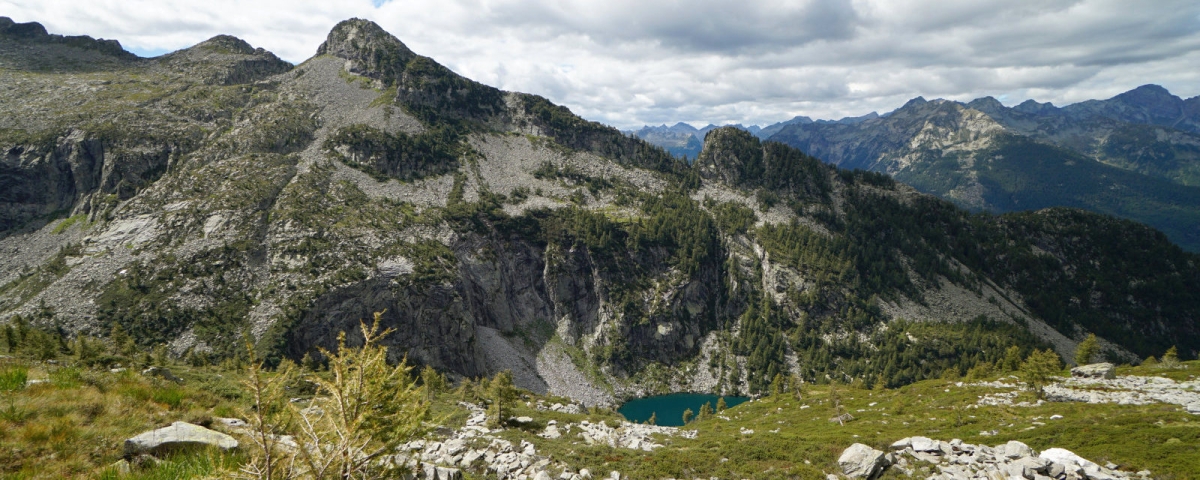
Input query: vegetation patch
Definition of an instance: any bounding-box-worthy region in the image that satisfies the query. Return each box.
[324,123,463,182]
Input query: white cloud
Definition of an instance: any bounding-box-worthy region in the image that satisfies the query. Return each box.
[3,0,1198,129]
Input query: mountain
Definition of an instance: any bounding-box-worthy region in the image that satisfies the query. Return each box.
[769,90,1200,252]
[628,123,704,159]
[630,116,815,159]
[2,17,1199,409]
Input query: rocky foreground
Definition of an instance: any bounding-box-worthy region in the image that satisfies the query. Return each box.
[839,437,1149,480]
[103,362,1198,479]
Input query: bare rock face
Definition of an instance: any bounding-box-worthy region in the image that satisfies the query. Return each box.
[838,443,889,479]
[316,18,416,81]
[1071,363,1117,380]
[124,421,238,457]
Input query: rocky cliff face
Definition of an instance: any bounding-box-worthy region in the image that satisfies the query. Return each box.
[2,18,1198,406]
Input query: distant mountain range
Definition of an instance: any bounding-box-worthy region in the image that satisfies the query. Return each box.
[637,86,1200,251]
[626,113,879,159]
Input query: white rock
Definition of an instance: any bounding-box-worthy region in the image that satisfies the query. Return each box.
[1039,447,1098,471]
[910,436,938,452]
[838,443,889,478]
[124,421,238,457]
[999,440,1033,458]
[890,437,912,450]
[1071,363,1116,379]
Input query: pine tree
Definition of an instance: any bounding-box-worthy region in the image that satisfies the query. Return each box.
[999,345,1023,372]
[291,313,433,478]
[1163,346,1181,368]
[110,323,132,357]
[647,412,657,425]
[681,408,694,424]
[420,365,447,397]
[698,402,713,420]
[487,371,516,428]
[1074,334,1099,365]
[1019,349,1062,399]
[716,397,727,412]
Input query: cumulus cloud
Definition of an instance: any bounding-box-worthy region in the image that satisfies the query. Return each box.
[2,0,1197,129]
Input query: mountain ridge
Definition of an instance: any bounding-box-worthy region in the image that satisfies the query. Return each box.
[767,86,1200,251]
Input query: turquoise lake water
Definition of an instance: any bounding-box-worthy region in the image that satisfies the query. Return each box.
[617,393,750,427]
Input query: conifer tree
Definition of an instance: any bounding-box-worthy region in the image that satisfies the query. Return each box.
[1074,334,1099,365]
[999,345,1023,372]
[1163,346,1181,368]
[1019,349,1062,399]
[487,371,516,428]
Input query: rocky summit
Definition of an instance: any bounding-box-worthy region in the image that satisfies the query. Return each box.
[0,16,1199,479]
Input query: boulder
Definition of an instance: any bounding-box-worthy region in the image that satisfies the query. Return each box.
[1186,402,1200,415]
[838,443,890,479]
[142,366,183,383]
[1039,447,1098,471]
[124,421,237,457]
[910,436,937,452]
[999,440,1033,459]
[421,463,462,480]
[1071,363,1116,380]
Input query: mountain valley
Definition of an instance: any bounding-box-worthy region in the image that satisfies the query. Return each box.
[1,16,1199,479]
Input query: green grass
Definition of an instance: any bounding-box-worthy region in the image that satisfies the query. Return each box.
[96,448,245,480]
[50,214,88,234]
[0,366,27,391]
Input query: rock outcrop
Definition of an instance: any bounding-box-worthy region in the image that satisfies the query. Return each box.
[1071,363,1116,380]
[845,437,1151,480]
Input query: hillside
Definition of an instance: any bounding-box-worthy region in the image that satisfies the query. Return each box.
[768,96,1200,252]
[1,15,1199,417]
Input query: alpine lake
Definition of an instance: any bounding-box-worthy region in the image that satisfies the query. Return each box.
[617,393,750,427]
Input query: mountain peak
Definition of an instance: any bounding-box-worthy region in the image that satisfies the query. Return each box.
[1014,99,1057,115]
[1112,84,1180,106]
[317,18,415,80]
[0,16,132,59]
[194,35,258,55]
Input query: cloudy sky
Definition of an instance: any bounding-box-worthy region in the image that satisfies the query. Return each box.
[4,0,1199,129]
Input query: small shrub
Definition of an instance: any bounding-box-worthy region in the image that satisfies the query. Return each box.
[152,387,186,409]
[0,366,28,391]
[50,367,83,388]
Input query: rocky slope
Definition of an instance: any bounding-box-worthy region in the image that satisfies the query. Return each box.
[2,17,1199,408]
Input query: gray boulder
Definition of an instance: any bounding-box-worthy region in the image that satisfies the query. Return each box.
[838,443,889,478]
[1071,363,1116,379]
[124,421,237,457]
[142,366,183,383]
[421,463,462,480]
